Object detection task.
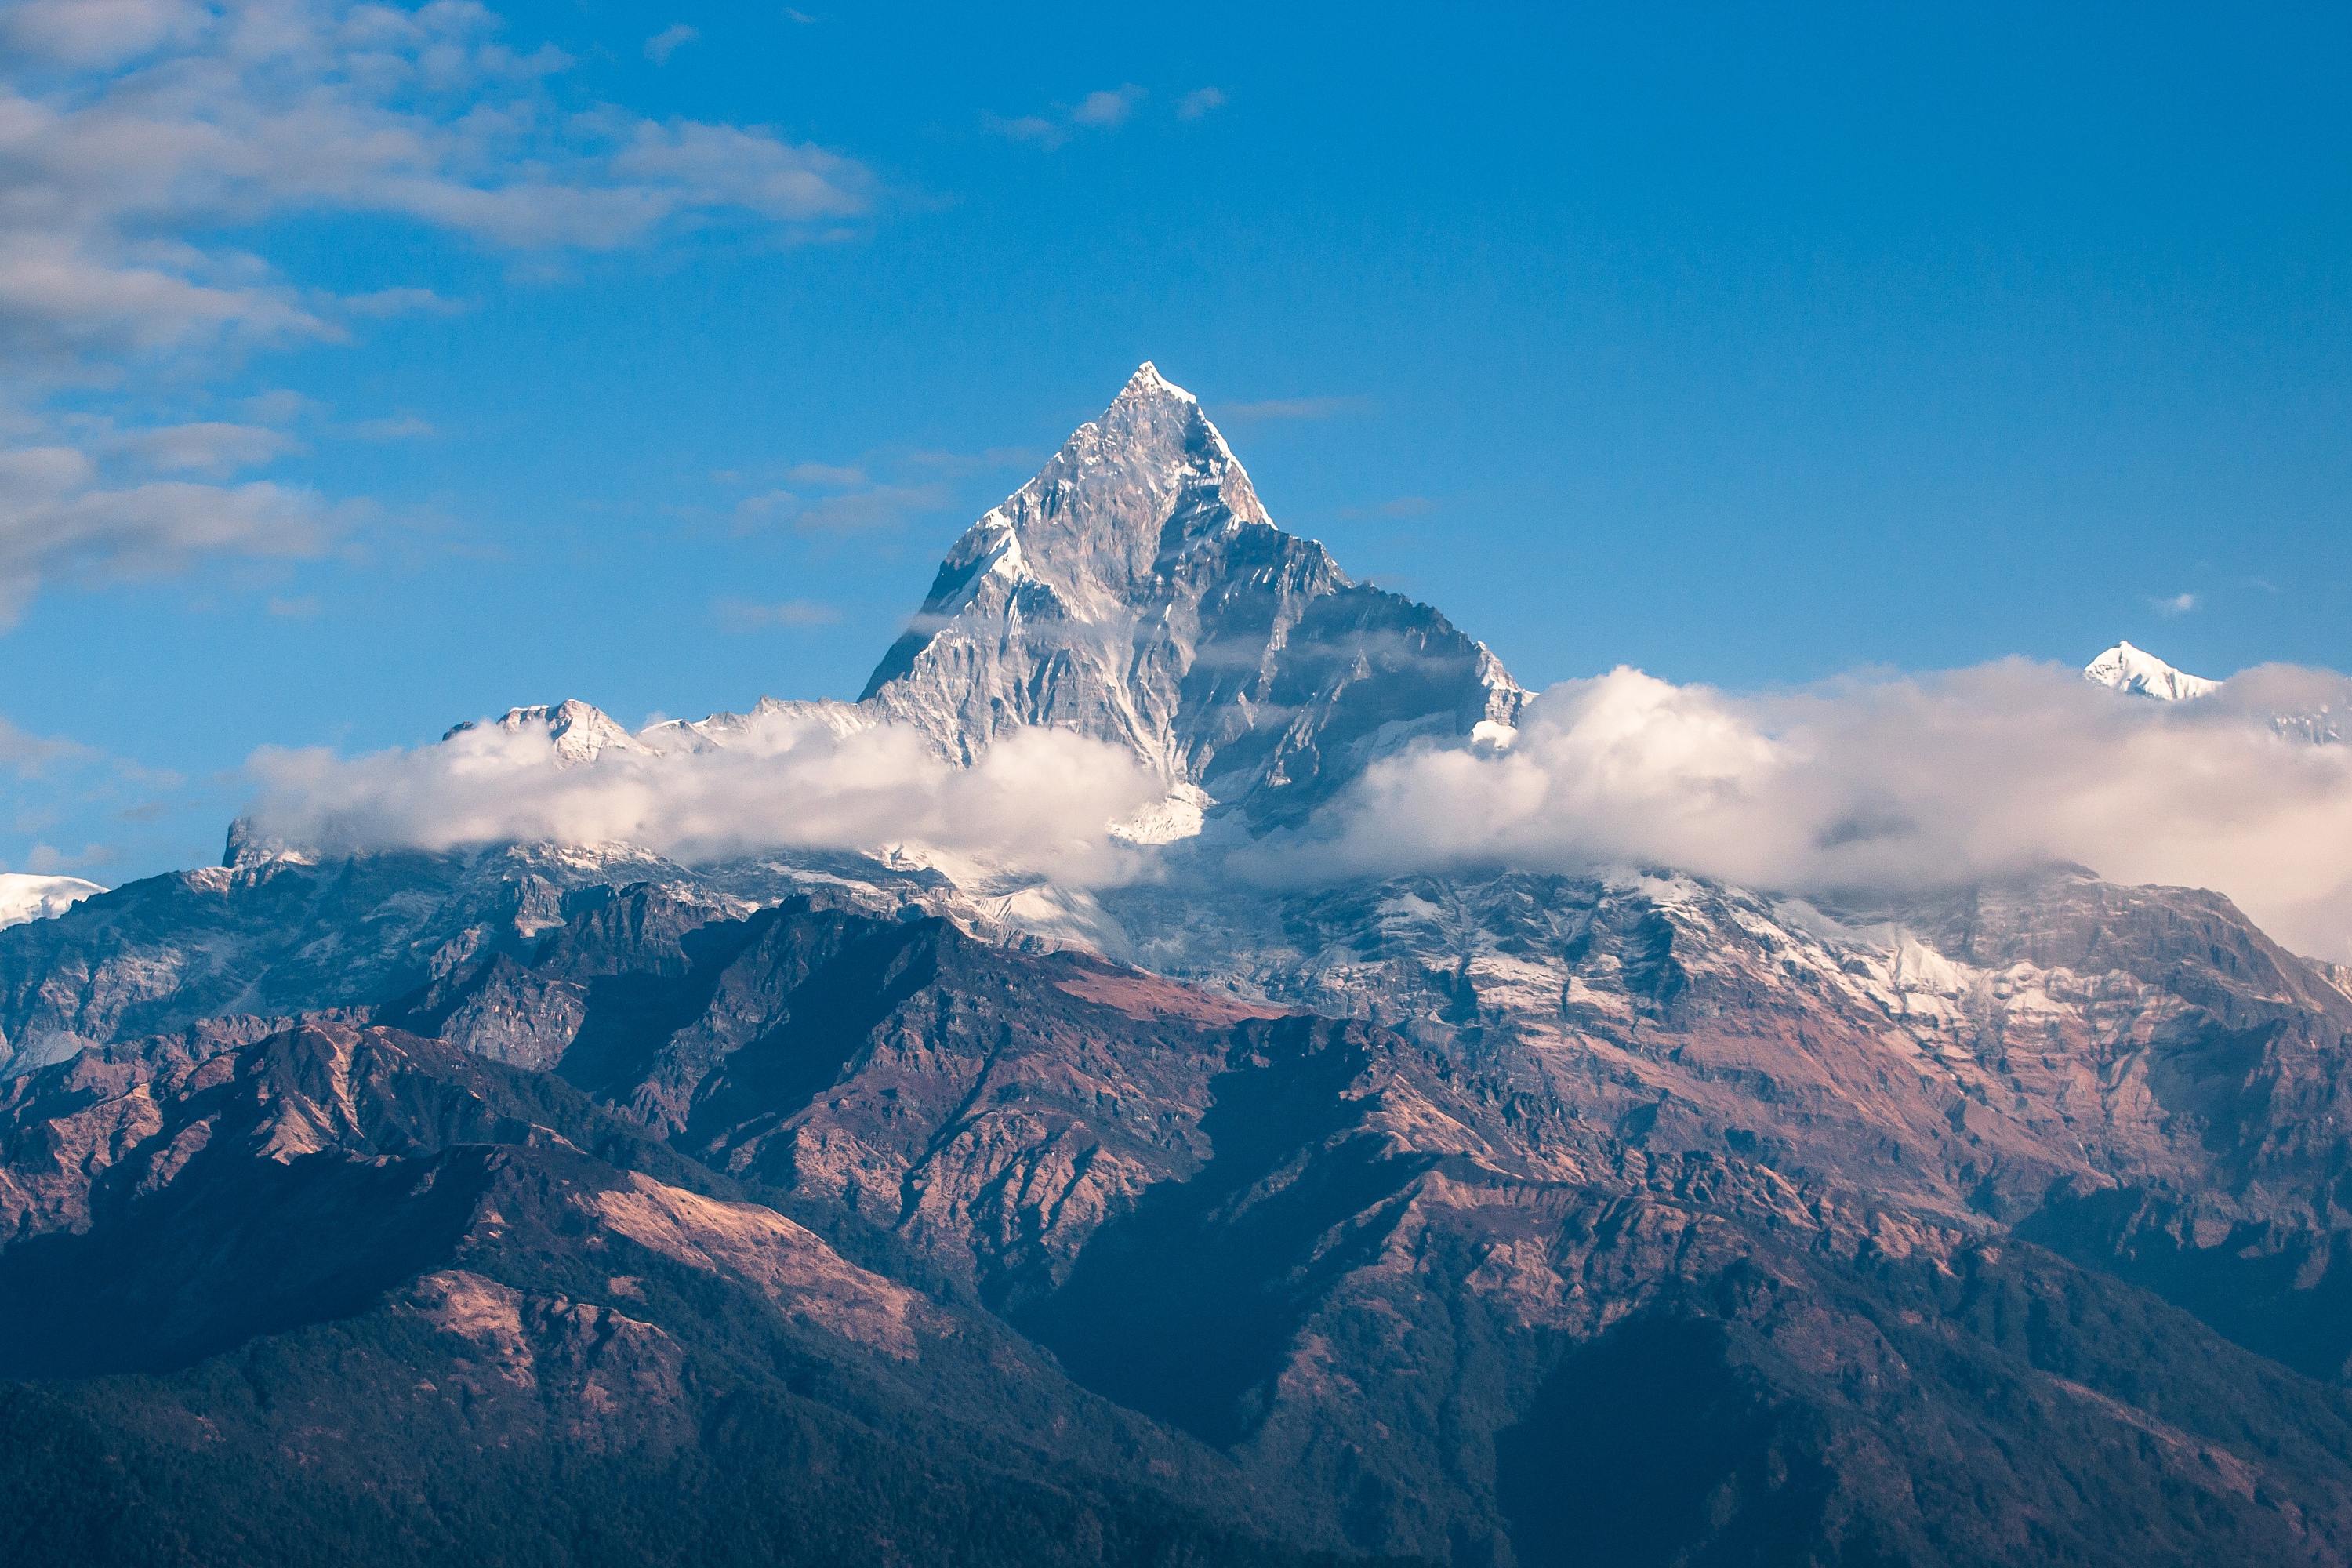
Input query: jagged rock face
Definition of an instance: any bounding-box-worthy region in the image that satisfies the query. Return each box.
[16,879,2352,1558]
[0,1018,1344,1565]
[860,364,1521,822]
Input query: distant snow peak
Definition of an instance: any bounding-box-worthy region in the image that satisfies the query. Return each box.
[447,699,647,764]
[0,873,103,931]
[2084,641,2220,702]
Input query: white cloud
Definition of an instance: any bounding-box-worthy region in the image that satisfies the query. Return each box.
[1175,86,1225,120]
[0,1,875,364]
[1071,85,1145,127]
[0,713,99,775]
[735,478,949,534]
[643,23,698,64]
[1217,394,1364,422]
[241,708,1162,883]
[1261,660,2352,960]
[784,461,867,487]
[0,0,212,70]
[987,82,1152,147]
[338,285,463,318]
[982,112,1065,149]
[2151,591,2199,615]
[0,441,334,621]
[0,0,880,616]
[343,412,435,441]
[112,420,299,475]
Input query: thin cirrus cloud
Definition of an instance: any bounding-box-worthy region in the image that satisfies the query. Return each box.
[343,414,436,442]
[985,82,1220,147]
[732,462,953,533]
[0,0,883,622]
[109,422,302,477]
[1335,495,1433,521]
[0,443,337,626]
[1216,394,1367,421]
[644,23,698,63]
[713,596,843,631]
[2151,592,2200,615]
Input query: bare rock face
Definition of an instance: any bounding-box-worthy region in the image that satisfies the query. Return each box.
[860,364,1521,824]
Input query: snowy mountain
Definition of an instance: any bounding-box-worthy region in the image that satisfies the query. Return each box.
[16,365,2352,1563]
[444,698,650,763]
[0,873,101,931]
[2084,639,2220,700]
[861,363,1520,823]
[443,365,1521,832]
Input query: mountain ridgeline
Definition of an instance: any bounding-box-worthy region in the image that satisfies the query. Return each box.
[6,368,2352,1567]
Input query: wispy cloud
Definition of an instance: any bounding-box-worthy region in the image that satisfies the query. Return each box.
[0,0,885,620]
[111,422,300,477]
[986,82,1188,147]
[1218,394,1367,421]
[1336,495,1432,521]
[786,462,869,487]
[0,444,338,624]
[2151,591,2200,615]
[339,287,466,320]
[1176,86,1226,120]
[905,445,1035,477]
[713,596,841,631]
[982,113,1067,149]
[0,705,186,873]
[1071,85,1146,127]
[343,414,436,442]
[644,23,699,63]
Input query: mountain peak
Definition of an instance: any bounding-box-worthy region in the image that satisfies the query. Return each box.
[858,363,1522,821]
[2085,641,2220,702]
[1116,360,1189,404]
[446,699,646,764]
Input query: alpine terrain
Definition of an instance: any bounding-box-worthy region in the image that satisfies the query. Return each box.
[6,368,2352,1567]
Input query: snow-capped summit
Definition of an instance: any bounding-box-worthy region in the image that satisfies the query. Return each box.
[858,362,1523,823]
[425,365,1522,832]
[446,699,647,764]
[638,695,872,753]
[0,873,103,931]
[2084,641,2220,702]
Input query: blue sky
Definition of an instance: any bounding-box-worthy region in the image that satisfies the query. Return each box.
[3,0,2347,880]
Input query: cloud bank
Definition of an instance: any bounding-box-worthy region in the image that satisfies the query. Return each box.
[241,708,1163,884]
[1268,660,2352,960]
[234,655,2352,960]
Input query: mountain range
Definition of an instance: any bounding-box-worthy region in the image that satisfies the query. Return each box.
[5,368,2352,1567]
